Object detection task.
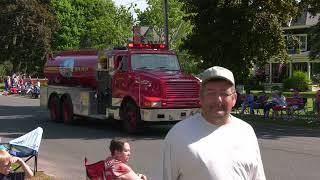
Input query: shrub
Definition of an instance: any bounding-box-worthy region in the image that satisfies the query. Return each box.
[0,61,13,81]
[311,73,320,84]
[247,84,264,90]
[283,71,311,91]
[271,85,282,91]
[242,74,265,91]
[0,65,6,82]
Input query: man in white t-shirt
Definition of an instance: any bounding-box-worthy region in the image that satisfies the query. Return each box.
[163,66,266,180]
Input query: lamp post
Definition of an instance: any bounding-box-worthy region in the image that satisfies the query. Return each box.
[163,0,169,49]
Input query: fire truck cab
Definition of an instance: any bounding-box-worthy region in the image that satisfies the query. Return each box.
[41,43,200,133]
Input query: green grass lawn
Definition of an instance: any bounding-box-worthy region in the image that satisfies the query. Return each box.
[11,163,53,179]
[30,171,53,180]
[251,90,316,98]
[0,82,4,91]
[234,112,320,129]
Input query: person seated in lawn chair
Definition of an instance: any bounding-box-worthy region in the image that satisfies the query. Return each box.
[287,89,304,115]
[85,138,147,180]
[264,90,287,118]
[105,139,147,180]
[9,86,18,95]
[0,146,33,180]
[314,90,320,122]
[253,91,268,113]
[233,90,243,113]
[241,90,255,114]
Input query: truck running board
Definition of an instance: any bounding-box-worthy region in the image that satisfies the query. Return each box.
[87,114,108,120]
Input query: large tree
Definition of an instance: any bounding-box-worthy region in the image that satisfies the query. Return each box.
[178,0,298,82]
[50,0,133,50]
[0,0,58,75]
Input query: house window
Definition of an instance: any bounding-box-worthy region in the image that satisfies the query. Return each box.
[298,35,307,52]
[284,34,308,53]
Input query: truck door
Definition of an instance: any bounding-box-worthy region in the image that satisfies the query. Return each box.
[113,55,129,98]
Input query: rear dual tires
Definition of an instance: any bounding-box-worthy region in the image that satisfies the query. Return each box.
[49,96,62,122]
[61,97,74,123]
[48,95,73,123]
[121,100,143,134]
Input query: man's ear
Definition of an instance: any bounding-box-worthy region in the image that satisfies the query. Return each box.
[232,92,237,107]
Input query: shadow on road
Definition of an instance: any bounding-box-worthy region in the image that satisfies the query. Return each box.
[0,105,170,141]
[252,122,320,140]
[1,104,319,142]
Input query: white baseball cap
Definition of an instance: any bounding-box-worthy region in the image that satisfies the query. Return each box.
[201,66,235,86]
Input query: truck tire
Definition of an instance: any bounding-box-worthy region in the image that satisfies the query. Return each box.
[121,101,143,133]
[49,96,62,122]
[61,97,74,123]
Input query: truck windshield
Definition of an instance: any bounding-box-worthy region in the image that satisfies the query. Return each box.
[131,54,180,71]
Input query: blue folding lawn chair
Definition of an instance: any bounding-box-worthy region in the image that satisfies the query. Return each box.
[1,127,43,174]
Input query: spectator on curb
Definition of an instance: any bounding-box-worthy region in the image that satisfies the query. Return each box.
[4,77,8,92]
[287,89,304,114]
[0,148,34,180]
[253,91,268,110]
[233,90,243,112]
[163,66,266,180]
[315,90,320,122]
[240,90,255,114]
[264,90,287,118]
[104,138,147,180]
[7,76,11,90]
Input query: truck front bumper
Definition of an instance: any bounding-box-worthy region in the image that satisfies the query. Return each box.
[140,108,200,122]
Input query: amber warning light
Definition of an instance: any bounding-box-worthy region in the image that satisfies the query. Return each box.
[127,43,167,50]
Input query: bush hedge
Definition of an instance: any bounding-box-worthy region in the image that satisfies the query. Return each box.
[283,71,311,91]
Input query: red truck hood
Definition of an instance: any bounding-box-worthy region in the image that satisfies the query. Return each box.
[137,70,199,81]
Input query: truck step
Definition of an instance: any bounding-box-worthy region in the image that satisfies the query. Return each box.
[88,114,108,120]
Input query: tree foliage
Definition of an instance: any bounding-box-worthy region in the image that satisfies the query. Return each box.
[0,0,58,76]
[178,0,298,82]
[50,0,133,50]
[135,0,192,49]
[309,22,320,60]
[300,0,320,15]
[300,0,320,60]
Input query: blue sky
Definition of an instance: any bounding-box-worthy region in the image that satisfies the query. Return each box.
[113,0,148,19]
[113,0,148,11]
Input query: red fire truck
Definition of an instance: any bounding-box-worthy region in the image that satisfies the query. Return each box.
[40,43,200,133]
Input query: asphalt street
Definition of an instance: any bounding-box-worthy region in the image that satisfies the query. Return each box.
[0,95,320,180]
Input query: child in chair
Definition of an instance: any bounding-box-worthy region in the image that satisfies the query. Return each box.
[0,147,33,180]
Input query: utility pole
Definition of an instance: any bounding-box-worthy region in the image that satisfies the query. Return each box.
[163,0,169,49]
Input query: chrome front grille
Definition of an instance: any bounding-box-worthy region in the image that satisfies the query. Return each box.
[165,101,199,107]
[165,81,199,99]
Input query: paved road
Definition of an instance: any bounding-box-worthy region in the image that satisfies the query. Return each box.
[0,95,320,180]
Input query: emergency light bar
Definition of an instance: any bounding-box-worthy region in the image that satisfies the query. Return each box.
[127,43,168,50]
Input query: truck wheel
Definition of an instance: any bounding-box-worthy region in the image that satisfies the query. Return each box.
[62,97,74,123]
[49,96,62,122]
[121,101,143,133]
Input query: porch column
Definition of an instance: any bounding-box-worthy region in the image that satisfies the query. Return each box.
[289,62,292,77]
[269,62,272,84]
[307,62,311,79]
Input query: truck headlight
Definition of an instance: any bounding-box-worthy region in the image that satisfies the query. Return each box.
[143,97,161,108]
[143,101,161,108]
